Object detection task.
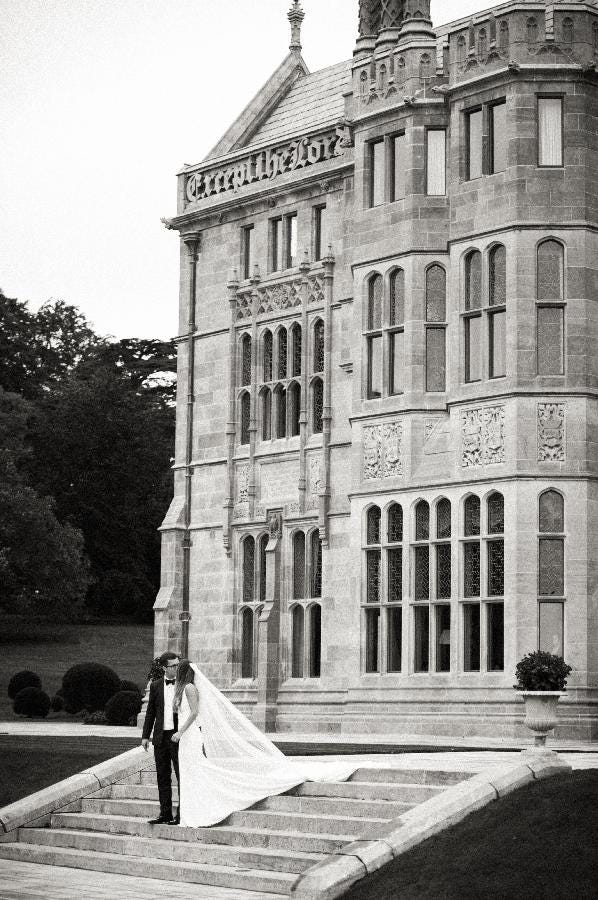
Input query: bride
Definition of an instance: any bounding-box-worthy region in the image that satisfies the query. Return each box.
[170,660,357,828]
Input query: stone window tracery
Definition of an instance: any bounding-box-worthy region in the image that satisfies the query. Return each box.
[311,377,324,434]
[240,391,251,445]
[363,503,404,674]
[291,528,322,678]
[241,334,252,386]
[263,330,273,382]
[425,265,447,392]
[389,269,405,395]
[537,240,565,376]
[291,323,302,377]
[313,319,325,374]
[463,246,507,383]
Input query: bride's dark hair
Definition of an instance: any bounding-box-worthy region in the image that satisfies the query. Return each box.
[174,659,195,711]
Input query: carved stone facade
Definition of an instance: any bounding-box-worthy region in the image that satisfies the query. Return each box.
[157,0,598,742]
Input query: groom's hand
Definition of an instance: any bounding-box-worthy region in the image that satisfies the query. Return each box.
[141,739,150,751]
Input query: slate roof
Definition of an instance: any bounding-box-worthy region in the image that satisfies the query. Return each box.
[248,60,351,147]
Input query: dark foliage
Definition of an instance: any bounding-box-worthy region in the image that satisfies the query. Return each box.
[119,680,141,695]
[13,687,51,719]
[82,710,108,725]
[514,651,572,691]
[105,690,143,726]
[147,656,165,683]
[50,694,65,713]
[8,670,42,699]
[61,662,121,713]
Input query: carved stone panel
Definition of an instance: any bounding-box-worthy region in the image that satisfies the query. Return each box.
[363,422,403,480]
[237,464,250,502]
[307,455,322,509]
[260,459,299,504]
[461,406,505,467]
[538,403,565,462]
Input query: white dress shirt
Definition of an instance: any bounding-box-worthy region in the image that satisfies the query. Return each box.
[163,680,176,731]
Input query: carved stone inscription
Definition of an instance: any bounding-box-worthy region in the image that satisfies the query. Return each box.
[186,128,348,205]
[461,406,505,468]
[538,403,565,462]
[363,422,403,480]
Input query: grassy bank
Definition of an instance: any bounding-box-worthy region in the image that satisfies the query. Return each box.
[343,771,598,900]
[0,624,154,721]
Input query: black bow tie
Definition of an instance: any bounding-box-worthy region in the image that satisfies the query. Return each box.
[165,679,175,686]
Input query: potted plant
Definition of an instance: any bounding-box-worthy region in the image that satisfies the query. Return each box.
[514,651,572,749]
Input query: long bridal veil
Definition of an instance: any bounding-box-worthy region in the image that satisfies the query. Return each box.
[177,665,359,827]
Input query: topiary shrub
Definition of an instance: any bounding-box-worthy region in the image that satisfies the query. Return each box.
[50,693,65,712]
[514,651,572,692]
[105,691,143,726]
[147,657,164,684]
[82,710,108,725]
[61,663,121,713]
[13,687,51,718]
[8,670,42,699]
[119,680,141,696]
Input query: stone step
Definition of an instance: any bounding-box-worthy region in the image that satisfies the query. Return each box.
[349,767,468,785]
[292,780,444,803]
[52,813,354,854]
[111,784,180,801]
[18,828,323,875]
[0,842,296,895]
[80,798,386,836]
[255,793,411,819]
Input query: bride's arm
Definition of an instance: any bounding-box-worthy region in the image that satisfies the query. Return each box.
[172,684,199,742]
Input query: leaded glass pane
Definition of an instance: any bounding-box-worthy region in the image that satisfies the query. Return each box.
[365,608,380,672]
[309,605,321,677]
[468,109,483,180]
[370,142,385,207]
[367,507,381,544]
[463,603,480,671]
[390,270,405,326]
[292,325,302,377]
[275,387,286,438]
[539,491,564,533]
[241,335,252,386]
[426,328,446,392]
[537,306,564,375]
[389,330,404,395]
[537,241,563,300]
[539,538,564,595]
[292,606,304,677]
[240,392,251,445]
[392,135,406,202]
[286,214,298,269]
[487,603,505,671]
[465,252,482,310]
[436,498,451,539]
[387,547,402,604]
[464,542,480,597]
[277,329,288,379]
[242,537,255,603]
[465,315,482,382]
[259,534,268,602]
[241,608,253,678]
[489,246,506,306]
[261,389,271,441]
[310,531,322,598]
[366,549,381,603]
[427,130,446,196]
[414,605,430,672]
[367,335,382,398]
[489,311,506,378]
[436,544,452,599]
[388,504,403,542]
[426,266,446,322]
[539,602,564,656]
[415,501,430,541]
[293,532,305,599]
[314,321,325,373]
[435,604,451,672]
[368,276,383,330]
[414,546,430,600]
[263,331,273,382]
[491,103,507,174]
[289,382,300,437]
[464,496,481,536]
[487,493,504,534]
[487,539,504,596]
[312,378,323,433]
[538,99,563,167]
[387,607,402,672]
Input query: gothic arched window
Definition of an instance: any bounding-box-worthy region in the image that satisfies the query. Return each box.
[562,18,574,44]
[312,377,323,434]
[538,491,565,656]
[308,605,321,677]
[389,269,405,395]
[366,274,383,398]
[310,530,322,598]
[419,53,432,82]
[465,250,482,310]
[464,250,483,383]
[262,330,273,382]
[258,534,268,602]
[242,536,255,603]
[313,320,324,373]
[277,328,287,379]
[293,531,306,599]
[365,506,381,606]
[241,334,252,386]
[241,607,254,678]
[240,391,251,445]
[537,240,565,375]
[291,605,305,677]
[426,265,447,393]
[274,385,286,438]
[527,17,538,45]
[489,245,506,379]
[260,387,271,441]
[388,503,403,543]
[457,34,466,64]
[288,381,301,437]
[291,323,302,377]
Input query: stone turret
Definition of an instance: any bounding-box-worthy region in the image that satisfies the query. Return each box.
[376,1,403,50]
[355,0,380,58]
[398,0,435,43]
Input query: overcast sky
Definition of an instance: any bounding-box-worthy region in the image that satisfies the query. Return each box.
[1,0,493,340]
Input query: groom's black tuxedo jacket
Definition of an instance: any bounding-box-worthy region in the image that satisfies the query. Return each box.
[142,678,177,747]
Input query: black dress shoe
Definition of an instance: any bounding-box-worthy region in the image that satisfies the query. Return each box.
[166,816,180,825]
[147,814,172,825]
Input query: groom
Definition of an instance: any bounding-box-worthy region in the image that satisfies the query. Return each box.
[141,651,181,825]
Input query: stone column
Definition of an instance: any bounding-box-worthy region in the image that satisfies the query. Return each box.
[254,513,283,732]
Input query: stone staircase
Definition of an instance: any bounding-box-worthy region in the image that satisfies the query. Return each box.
[0,765,468,897]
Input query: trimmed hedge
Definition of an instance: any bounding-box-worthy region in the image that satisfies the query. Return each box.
[8,670,42,699]
[61,663,121,713]
[13,687,51,718]
[119,679,141,696]
[105,690,142,726]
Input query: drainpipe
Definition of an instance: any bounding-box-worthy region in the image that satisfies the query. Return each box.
[180,232,201,658]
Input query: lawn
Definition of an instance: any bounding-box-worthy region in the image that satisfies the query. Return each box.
[342,771,598,900]
[0,623,154,721]
[0,736,140,806]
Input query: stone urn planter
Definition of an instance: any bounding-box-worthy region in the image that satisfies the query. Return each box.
[520,691,564,748]
[514,651,572,751]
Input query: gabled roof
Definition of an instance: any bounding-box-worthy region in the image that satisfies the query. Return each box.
[248,60,351,147]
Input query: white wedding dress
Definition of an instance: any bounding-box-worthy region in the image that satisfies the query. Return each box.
[178,664,358,827]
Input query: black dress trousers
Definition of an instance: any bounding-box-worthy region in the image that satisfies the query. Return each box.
[154,716,180,818]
